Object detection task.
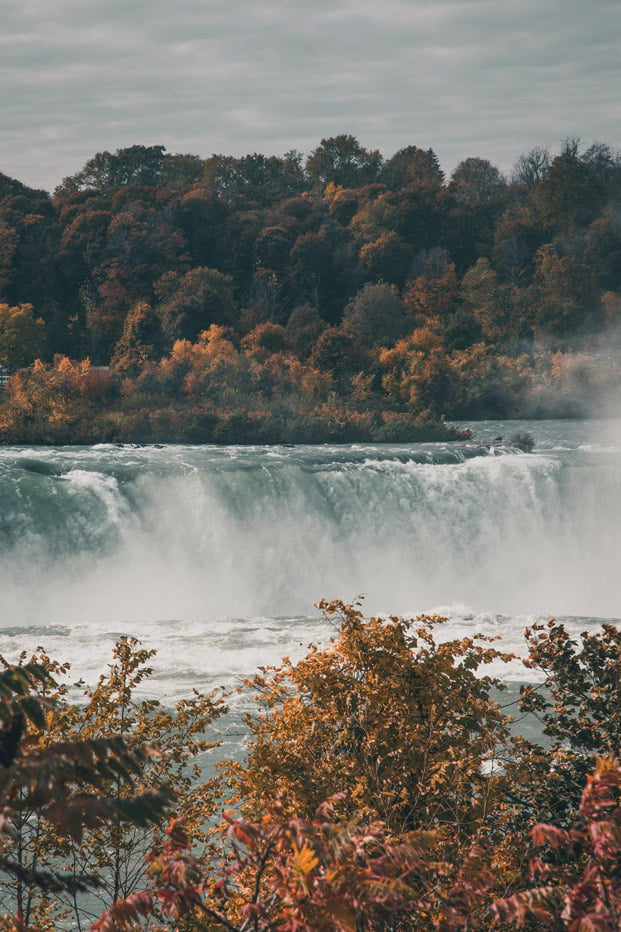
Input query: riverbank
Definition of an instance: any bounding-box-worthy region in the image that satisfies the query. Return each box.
[0,390,470,445]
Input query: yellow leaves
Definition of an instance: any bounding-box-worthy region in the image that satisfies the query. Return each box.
[0,354,103,440]
[197,324,239,360]
[47,402,72,425]
[168,338,194,365]
[292,841,319,878]
[323,181,344,201]
[235,599,515,852]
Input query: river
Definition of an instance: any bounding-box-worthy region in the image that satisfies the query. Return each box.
[1,418,620,699]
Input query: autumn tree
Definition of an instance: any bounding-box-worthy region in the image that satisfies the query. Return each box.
[448,345,535,418]
[93,797,473,932]
[72,609,621,931]
[403,253,460,334]
[220,612,621,928]
[158,324,246,400]
[348,192,401,250]
[494,755,621,929]
[491,204,547,287]
[0,356,113,443]
[309,327,367,392]
[229,600,513,838]
[380,328,457,414]
[519,620,621,823]
[35,637,225,929]
[93,601,519,932]
[358,231,412,287]
[241,322,290,359]
[73,192,189,362]
[325,185,362,226]
[459,257,523,347]
[0,653,171,930]
[56,198,112,350]
[531,244,600,341]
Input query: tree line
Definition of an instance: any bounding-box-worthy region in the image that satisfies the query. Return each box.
[1,135,621,442]
[2,600,621,929]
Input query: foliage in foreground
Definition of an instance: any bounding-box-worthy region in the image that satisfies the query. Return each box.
[2,602,621,929]
[93,755,621,932]
[494,754,621,929]
[0,639,225,930]
[91,803,448,932]
[0,656,171,930]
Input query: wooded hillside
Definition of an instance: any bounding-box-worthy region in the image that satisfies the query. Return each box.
[1,136,620,442]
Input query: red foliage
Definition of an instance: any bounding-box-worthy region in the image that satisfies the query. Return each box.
[494,756,621,929]
[92,797,490,932]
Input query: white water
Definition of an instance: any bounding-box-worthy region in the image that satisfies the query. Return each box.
[1,419,620,694]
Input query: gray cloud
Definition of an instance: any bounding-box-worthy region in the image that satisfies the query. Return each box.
[1,0,620,192]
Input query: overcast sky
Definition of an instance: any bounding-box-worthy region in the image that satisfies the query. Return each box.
[2,0,620,194]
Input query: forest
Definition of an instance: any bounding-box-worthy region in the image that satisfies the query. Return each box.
[2,600,621,930]
[1,135,621,442]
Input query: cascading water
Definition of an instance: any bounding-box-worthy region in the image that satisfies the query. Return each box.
[1,418,620,694]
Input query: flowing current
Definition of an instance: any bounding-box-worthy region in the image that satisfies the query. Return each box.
[1,419,620,697]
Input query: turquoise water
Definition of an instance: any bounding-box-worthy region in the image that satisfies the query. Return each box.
[1,419,620,696]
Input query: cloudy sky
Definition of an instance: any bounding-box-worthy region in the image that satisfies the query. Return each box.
[2,0,620,194]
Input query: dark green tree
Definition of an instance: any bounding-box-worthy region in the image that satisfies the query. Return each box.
[449,158,507,205]
[110,301,165,375]
[156,267,237,346]
[55,145,167,195]
[341,282,408,347]
[533,138,607,235]
[306,135,383,190]
[382,145,444,191]
[0,303,46,369]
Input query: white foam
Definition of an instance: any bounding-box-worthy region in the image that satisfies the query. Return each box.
[1,424,620,698]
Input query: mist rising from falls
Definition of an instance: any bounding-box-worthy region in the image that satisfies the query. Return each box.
[1,429,620,629]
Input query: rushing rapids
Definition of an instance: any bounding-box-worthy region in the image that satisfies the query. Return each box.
[1,418,620,695]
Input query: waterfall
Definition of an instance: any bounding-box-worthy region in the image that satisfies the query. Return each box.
[1,423,619,692]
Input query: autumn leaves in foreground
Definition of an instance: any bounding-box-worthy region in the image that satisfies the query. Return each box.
[2,600,621,930]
